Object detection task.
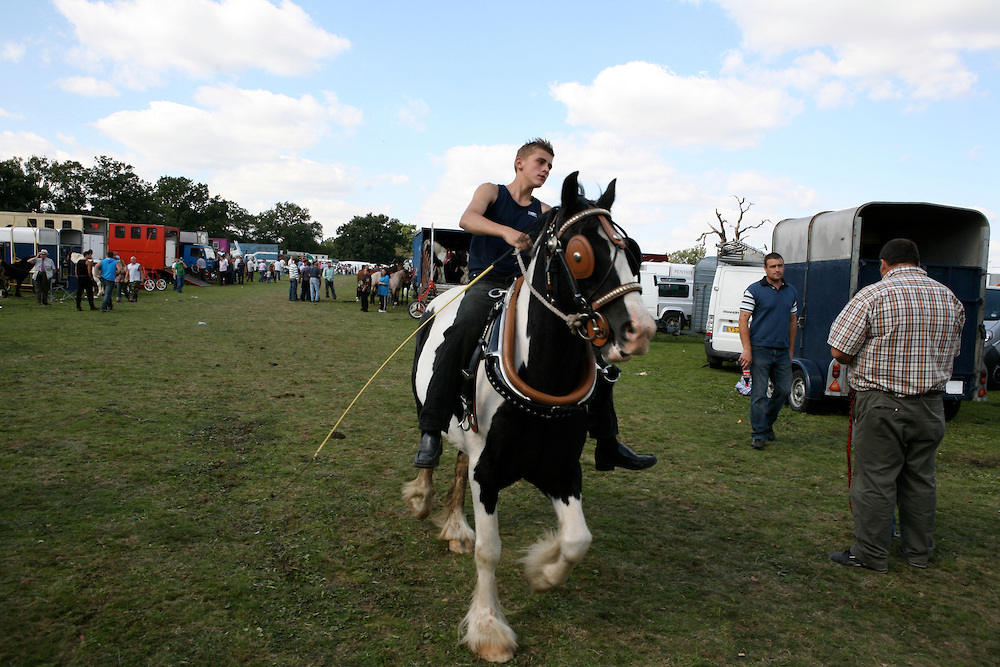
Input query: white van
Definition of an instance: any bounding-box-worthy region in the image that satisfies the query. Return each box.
[704,264,763,368]
[639,262,694,331]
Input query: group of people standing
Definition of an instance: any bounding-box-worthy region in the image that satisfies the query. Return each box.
[70,250,144,312]
[286,256,339,303]
[355,266,391,313]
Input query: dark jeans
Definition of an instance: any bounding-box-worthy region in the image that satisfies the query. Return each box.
[174,274,184,292]
[325,280,336,298]
[849,390,944,569]
[289,278,298,301]
[749,346,792,439]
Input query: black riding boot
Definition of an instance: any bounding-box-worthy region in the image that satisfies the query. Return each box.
[413,430,442,469]
[595,438,657,471]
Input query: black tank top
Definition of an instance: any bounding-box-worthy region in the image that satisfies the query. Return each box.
[468,185,542,277]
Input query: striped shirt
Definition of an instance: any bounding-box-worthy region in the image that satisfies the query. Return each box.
[827,265,964,395]
[287,262,300,280]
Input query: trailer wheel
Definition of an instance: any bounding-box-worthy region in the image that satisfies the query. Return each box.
[155,279,167,291]
[408,300,424,319]
[788,368,812,413]
[143,279,155,292]
[943,399,960,422]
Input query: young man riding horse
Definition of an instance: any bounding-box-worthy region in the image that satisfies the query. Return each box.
[412,138,656,472]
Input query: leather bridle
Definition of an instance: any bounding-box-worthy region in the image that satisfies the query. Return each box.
[532,206,642,347]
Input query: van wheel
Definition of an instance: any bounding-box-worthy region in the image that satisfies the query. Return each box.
[707,355,724,369]
[943,399,960,421]
[788,368,812,413]
[660,312,683,331]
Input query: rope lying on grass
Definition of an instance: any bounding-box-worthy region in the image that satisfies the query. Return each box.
[270,262,502,500]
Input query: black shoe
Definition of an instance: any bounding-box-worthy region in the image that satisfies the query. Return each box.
[765,429,776,441]
[413,431,442,469]
[595,440,657,471]
[829,548,887,573]
[751,438,766,450]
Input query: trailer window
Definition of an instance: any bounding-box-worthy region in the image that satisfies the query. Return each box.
[131,226,141,239]
[44,219,55,228]
[27,218,37,227]
[114,225,125,238]
[62,220,72,229]
[147,227,157,240]
[659,284,690,299]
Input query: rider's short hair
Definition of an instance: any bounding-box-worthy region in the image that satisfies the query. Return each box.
[517,138,554,160]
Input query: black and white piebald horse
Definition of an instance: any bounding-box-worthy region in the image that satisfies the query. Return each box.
[403,172,656,663]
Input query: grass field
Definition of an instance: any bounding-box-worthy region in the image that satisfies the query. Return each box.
[2,278,998,666]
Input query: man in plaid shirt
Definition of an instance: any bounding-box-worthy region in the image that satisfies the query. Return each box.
[827,238,965,573]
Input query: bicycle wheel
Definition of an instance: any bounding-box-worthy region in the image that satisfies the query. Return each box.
[155,279,167,291]
[143,279,155,292]
[408,300,425,319]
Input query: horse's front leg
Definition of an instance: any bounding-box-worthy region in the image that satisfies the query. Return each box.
[434,451,475,553]
[522,494,592,592]
[402,468,435,520]
[460,479,517,663]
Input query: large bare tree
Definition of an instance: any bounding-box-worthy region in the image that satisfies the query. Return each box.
[697,196,769,245]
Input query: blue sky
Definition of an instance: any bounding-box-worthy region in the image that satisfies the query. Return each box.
[2,0,999,272]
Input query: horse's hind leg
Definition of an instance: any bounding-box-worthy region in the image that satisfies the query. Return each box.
[434,451,474,553]
[402,468,435,520]
[522,495,592,592]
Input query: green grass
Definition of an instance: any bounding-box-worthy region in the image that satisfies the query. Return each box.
[2,279,998,666]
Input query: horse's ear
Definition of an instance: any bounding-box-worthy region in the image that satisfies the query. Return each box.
[561,171,581,211]
[596,179,616,210]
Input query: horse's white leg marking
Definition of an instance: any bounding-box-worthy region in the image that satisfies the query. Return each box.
[522,496,592,593]
[460,477,517,663]
[434,452,475,553]
[401,468,435,520]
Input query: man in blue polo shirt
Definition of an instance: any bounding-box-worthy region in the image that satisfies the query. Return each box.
[738,253,798,450]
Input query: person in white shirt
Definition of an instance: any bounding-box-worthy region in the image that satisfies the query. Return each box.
[28,249,56,305]
[125,257,142,302]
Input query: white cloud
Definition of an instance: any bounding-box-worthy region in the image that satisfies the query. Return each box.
[212,156,357,211]
[0,130,60,158]
[93,84,362,170]
[56,76,119,97]
[54,0,350,88]
[550,61,803,149]
[2,42,27,62]
[709,0,1000,101]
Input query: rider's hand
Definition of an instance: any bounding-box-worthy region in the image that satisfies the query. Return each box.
[504,228,532,252]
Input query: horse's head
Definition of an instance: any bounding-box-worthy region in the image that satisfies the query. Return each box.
[529,172,656,363]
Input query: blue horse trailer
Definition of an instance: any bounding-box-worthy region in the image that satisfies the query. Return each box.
[773,202,990,418]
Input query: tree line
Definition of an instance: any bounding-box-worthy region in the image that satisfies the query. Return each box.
[0,155,414,264]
